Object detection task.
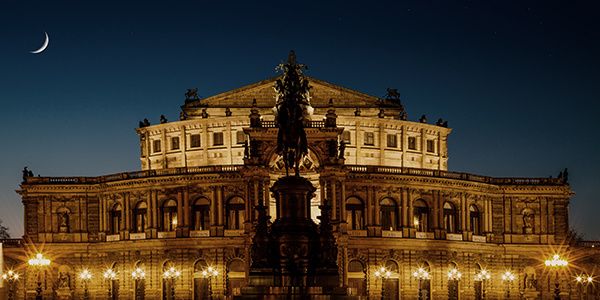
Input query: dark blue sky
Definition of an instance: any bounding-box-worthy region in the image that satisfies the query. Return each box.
[1,1,599,239]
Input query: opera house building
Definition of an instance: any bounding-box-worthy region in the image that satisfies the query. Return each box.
[2,57,597,300]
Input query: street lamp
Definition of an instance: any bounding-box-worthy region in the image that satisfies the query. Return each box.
[545,254,568,300]
[202,267,218,300]
[476,270,491,299]
[576,275,593,300]
[2,270,19,300]
[413,268,430,300]
[28,253,51,300]
[375,267,391,300]
[132,268,146,300]
[103,269,116,299]
[80,269,92,300]
[447,268,461,300]
[163,267,181,300]
[501,271,515,300]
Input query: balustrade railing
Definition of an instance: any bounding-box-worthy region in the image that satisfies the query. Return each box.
[22,163,562,186]
[344,165,564,185]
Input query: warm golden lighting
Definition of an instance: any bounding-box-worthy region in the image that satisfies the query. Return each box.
[375,267,391,278]
[28,253,51,267]
[164,267,181,278]
[80,269,92,280]
[132,268,146,279]
[413,267,429,279]
[502,271,515,281]
[103,269,116,279]
[477,270,491,280]
[202,266,218,277]
[2,270,19,281]
[172,217,178,226]
[576,275,593,283]
[545,254,568,267]
[447,268,461,280]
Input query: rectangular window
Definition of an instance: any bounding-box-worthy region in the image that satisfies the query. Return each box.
[236,130,245,144]
[341,131,351,144]
[171,137,180,150]
[386,134,397,148]
[153,140,161,153]
[408,137,416,150]
[364,132,374,146]
[190,134,201,148]
[427,140,435,153]
[214,132,224,146]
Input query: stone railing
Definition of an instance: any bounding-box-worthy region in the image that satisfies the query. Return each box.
[23,164,564,186]
[256,120,326,129]
[346,165,564,185]
[575,241,600,248]
[23,165,243,185]
[0,238,23,245]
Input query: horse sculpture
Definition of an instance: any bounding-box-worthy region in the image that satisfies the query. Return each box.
[273,51,311,177]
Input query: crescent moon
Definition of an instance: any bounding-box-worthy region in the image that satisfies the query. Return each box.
[30,31,49,54]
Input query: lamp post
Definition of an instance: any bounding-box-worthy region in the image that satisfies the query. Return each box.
[104,269,116,299]
[447,268,461,300]
[576,275,593,300]
[28,253,51,300]
[80,269,92,300]
[202,267,218,300]
[132,268,146,300]
[413,268,430,300]
[501,271,515,300]
[163,267,180,300]
[476,270,491,300]
[545,254,568,300]
[2,270,19,300]
[375,267,391,300]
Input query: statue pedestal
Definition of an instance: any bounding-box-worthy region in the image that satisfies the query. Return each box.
[523,289,539,300]
[55,288,73,300]
[236,176,354,299]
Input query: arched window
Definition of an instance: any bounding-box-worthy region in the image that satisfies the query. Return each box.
[380,198,399,231]
[193,259,209,300]
[346,197,365,230]
[110,203,122,234]
[226,197,245,230]
[134,262,146,300]
[347,260,366,297]
[444,202,457,233]
[162,261,174,300]
[161,199,178,232]
[227,259,246,296]
[416,262,431,300]
[413,200,429,232]
[474,263,484,300]
[447,262,459,299]
[192,198,211,231]
[109,262,120,300]
[133,202,147,233]
[383,260,399,300]
[470,205,481,235]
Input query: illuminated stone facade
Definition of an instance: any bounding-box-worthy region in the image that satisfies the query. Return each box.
[4,75,594,300]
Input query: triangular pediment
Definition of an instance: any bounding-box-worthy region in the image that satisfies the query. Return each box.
[181,76,403,117]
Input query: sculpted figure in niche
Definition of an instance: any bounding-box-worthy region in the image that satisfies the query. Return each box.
[58,271,70,289]
[59,211,69,233]
[523,211,533,228]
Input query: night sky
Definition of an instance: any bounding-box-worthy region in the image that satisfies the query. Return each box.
[1,1,599,239]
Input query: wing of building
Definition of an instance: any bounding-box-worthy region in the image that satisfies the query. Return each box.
[5,70,592,300]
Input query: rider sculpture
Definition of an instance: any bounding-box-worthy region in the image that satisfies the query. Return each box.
[273,51,313,176]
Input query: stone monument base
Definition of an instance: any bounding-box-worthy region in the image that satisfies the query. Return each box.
[55,288,73,300]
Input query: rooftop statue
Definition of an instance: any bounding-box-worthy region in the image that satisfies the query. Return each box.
[273,51,313,176]
[185,88,201,100]
[384,87,401,102]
